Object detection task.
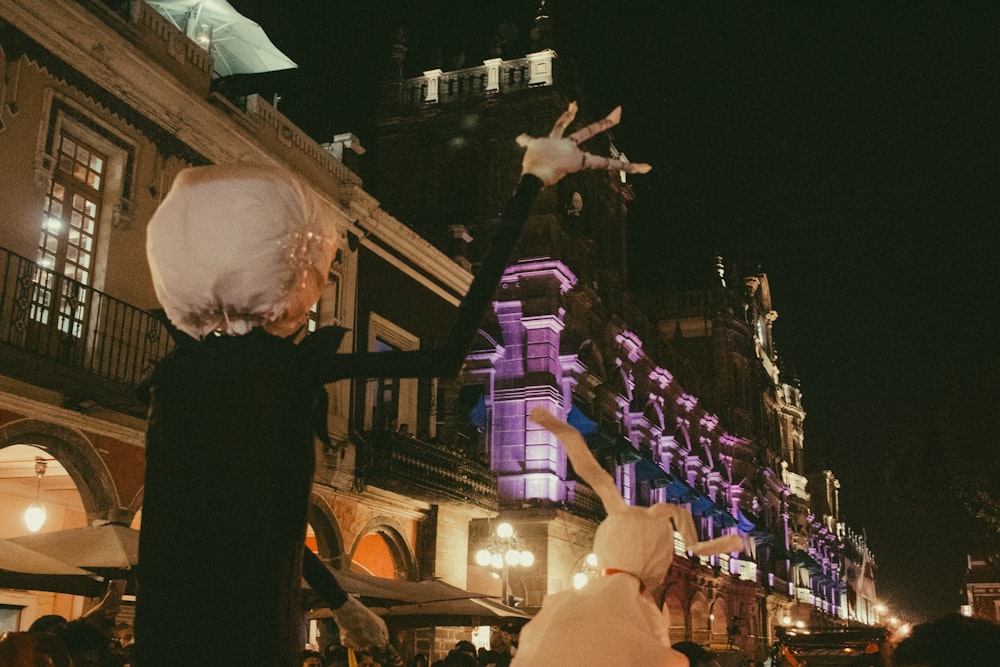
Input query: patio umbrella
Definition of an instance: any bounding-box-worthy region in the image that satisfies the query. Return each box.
[8,522,139,585]
[146,0,297,77]
[304,567,532,628]
[0,539,106,596]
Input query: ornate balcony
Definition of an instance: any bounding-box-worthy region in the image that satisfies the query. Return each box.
[0,246,173,417]
[362,428,499,511]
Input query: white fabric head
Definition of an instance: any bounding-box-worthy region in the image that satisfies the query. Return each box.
[147,164,341,339]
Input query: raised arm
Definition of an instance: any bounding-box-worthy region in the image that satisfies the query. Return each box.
[305,103,650,384]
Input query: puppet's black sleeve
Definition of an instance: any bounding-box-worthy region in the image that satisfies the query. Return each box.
[302,546,349,609]
[304,174,544,384]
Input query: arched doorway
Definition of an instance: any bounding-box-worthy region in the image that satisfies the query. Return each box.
[0,444,86,537]
[350,526,412,579]
[0,419,126,633]
[663,593,686,643]
[709,597,729,648]
[689,592,710,645]
[0,418,123,533]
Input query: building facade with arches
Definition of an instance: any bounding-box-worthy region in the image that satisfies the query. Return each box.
[0,1,882,662]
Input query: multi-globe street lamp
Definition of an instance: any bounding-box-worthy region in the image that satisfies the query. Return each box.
[474,522,534,606]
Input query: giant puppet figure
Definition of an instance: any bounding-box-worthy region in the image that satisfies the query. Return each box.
[136,103,650,666]
[513,409,746,667]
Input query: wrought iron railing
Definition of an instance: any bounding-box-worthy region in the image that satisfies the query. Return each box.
[363,429,499,511]
[0,246,174,393]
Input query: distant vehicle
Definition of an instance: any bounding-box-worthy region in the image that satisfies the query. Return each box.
[771,626,889,667]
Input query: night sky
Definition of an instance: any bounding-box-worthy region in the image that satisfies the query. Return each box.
[228,0,1000,621]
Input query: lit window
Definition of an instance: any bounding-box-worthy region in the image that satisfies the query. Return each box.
[32,132,105,338]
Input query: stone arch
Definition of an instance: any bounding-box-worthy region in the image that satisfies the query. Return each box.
[662,590,687,643]
[689,591,710,645]
[349,515,415,580]
[709,596,730,647]
[306,493,347,570]
[0,418,123,524]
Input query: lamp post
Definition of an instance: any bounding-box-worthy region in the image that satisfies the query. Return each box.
[474,522,534,606]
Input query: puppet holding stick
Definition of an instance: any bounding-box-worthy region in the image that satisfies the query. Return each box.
[136,104,648,666]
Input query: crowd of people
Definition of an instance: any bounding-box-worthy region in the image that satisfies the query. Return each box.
[290,632,517,667]
[3,610,1000,666]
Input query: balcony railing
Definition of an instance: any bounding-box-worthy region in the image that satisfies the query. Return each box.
[364,429,499,511]
[381,52,557,111]
[0,246,173,412]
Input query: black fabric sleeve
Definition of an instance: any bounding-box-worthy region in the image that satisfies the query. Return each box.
[305,174,544,384]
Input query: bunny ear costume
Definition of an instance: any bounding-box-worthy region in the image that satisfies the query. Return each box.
[510,409,744,667]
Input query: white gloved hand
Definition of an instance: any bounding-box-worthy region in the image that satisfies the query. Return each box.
[329,595,389,650]
[517,102,652,186]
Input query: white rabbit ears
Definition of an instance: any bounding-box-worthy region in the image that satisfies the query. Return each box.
[529,408,745,555]
[529,407,627,515]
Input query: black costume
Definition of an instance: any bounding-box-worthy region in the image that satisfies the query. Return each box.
[133,175,542,666]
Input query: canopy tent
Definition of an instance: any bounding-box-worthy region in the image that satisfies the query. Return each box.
[145,0,297,77]
[8,522,139,590]
[0,539,106,597]
[304,568,532,628]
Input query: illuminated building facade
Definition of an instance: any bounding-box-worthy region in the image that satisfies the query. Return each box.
[369,5,884,656]
[0,0,879,660]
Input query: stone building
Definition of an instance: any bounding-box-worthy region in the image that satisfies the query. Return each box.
[0,0,880,661]
[366,5,884,657]
[0,0,497,656]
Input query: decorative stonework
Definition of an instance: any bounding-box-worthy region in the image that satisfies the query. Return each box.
[112,197,133,230]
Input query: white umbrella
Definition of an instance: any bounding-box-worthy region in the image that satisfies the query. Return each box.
[0,539,106,596]
[8,522,139,575]
[146,0,297,77]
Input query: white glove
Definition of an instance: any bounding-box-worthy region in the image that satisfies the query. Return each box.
[329,595,389,650]
[517,102,651,186]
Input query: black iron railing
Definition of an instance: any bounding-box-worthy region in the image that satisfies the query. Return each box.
[364,429,499,511]
[0,246,173,393]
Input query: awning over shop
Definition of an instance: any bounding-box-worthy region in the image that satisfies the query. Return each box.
[580,424,639,464]
[737,509,758,534]
[635,457,671,487]
[690,494,716,516]
[791,549,825,573]
[711,505,739,528]
[567,405,598,436]
[303,567,532,628]
[665,476,696,503]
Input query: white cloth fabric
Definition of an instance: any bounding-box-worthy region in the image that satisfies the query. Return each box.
[147,164,341,338]
[510,576,689,667]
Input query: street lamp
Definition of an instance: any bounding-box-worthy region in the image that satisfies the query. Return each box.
[475,522,533,606]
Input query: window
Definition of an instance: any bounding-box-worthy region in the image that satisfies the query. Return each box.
[0,604,23,634]
[372,338,401,431]
[307,271,341,333]
[365,314,419,434]
[31,132,105,338]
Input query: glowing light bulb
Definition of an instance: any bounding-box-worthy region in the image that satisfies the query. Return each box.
[505,549,521,566]
[496,522,514,539]
[573,572,590,590]
[24,501,46,533]
[475,549,492,567]
[520,551,534,567]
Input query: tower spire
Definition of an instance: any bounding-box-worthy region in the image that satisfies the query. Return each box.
[531,0,553,50]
